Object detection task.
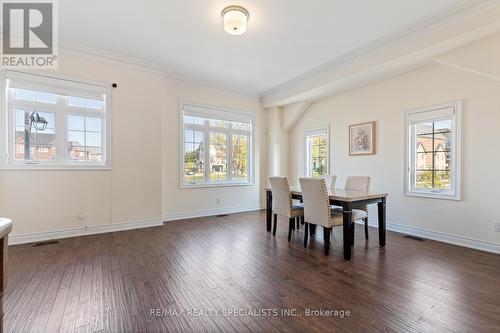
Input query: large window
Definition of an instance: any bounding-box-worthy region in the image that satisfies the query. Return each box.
[1,71,111,168]
[404,102,461,200]
[181,103,253,187]
[305,128,329,177]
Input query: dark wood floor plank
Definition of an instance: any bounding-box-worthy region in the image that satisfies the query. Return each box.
[3,210,500,333]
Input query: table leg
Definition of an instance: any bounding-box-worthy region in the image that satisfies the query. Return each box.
[343,203,352,260]
[266,191,272,232]
[378,197,386,247]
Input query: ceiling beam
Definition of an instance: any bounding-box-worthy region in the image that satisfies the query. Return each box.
[260,1,500,108]
[283,101,313,131]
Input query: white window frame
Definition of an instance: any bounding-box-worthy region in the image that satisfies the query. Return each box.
[180,102,254,188]
[304,127,329,177]
[403,101,461,200]
[0,70,112,170]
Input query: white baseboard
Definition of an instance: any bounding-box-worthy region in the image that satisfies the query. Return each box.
[9,218,164,246]
[358,218,500,255]
[9,204,264,246]
[164,203,264,221]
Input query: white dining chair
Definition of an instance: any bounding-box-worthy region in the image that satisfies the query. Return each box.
[268,176,304,241]
[320,175,337,191]
[299,177,343,255]
[333,176,372,242]
[294,175,337,231]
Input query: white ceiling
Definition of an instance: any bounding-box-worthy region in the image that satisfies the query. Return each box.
[60,0,470,95]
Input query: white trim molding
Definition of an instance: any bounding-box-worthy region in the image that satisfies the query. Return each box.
[164,204,264,222]
[9,218,164,245]
[358,218,500,254]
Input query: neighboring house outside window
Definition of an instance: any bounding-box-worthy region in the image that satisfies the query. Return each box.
[404,101,461,200]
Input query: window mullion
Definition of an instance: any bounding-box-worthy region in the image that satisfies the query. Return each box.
[227,126,232,181]
[56,95,65,164]
[204,120,210,183]
[431,122,436,189]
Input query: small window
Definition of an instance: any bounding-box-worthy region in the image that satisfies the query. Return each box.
[305,128,329,177]
[404,102,461,200]
[181,103,253,187]
[67,96,102,110]
[14,88,57,104]
[2,71,111,169]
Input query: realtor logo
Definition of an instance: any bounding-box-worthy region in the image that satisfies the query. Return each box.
[1,0,58,68]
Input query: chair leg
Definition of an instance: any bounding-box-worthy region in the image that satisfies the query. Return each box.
[288,218,294,242]
[303,222,309,248]
[364,217,369,240]
[300,216,305,225]
[308,223,314,237]
[296,217,300,230]
[323,227,331,255]
[272,214,277,236]
[351,222,355,246]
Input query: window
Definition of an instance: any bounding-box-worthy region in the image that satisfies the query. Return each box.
[305,128,329,177]
[181,103,253,187]
[1,71,111,168]
[404,102,461,200]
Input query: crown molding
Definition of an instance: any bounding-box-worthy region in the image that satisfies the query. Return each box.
[60,43,170,75]
[60,44,260,99]
[260,0,498,107]
[165,71,260,100]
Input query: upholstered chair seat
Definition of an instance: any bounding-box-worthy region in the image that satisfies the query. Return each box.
[331,208,367,221]
[291,204,305,217]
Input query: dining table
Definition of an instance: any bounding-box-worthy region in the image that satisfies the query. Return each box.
[265,186,388,260]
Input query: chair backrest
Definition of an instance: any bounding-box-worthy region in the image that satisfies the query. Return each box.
[299,177,332,228]
[345,176,372,191]
[269,176,293,217]
[345,176,372,212]
[320,175,337,191]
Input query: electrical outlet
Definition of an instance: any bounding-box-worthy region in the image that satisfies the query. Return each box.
[495,223,500,232]
[77,212,87,221]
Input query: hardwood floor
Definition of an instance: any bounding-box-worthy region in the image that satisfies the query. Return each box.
[4,210,500,332]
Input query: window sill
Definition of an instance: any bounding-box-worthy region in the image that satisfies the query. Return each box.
[180,182,255,189]
[0,164,111,171]
[405,191,460,201]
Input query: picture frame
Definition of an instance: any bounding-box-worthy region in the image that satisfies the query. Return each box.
[349,121,376,156]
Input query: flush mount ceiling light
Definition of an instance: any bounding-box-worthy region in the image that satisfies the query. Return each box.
[221,5,249,35]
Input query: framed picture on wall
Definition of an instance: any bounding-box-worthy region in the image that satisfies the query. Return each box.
[349,121,376,156]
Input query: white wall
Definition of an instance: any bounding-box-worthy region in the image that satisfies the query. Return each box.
[0,50,165,237]
[0,50,266,239]
[162,78,266,219]
[288,60,500,245]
